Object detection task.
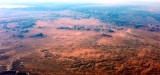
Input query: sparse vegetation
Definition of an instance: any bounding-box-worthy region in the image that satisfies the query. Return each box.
[0,2,160,75]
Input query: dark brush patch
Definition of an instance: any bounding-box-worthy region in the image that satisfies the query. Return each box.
[12,34,24,39]
[0,49,10,54]
[0,55,10,60]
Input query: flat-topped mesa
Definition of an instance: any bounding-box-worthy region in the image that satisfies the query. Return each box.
[57,27,72,30]
[108,29,115,33]
[30,33,45,38]
[56,25,116,32]
[101,33,112,38]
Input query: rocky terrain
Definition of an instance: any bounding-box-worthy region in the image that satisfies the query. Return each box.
[0,3,160,75]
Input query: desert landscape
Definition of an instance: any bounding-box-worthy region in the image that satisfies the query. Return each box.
[0,2,160,75]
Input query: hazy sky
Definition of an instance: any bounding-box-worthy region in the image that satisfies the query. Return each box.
[0,0,160,4]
